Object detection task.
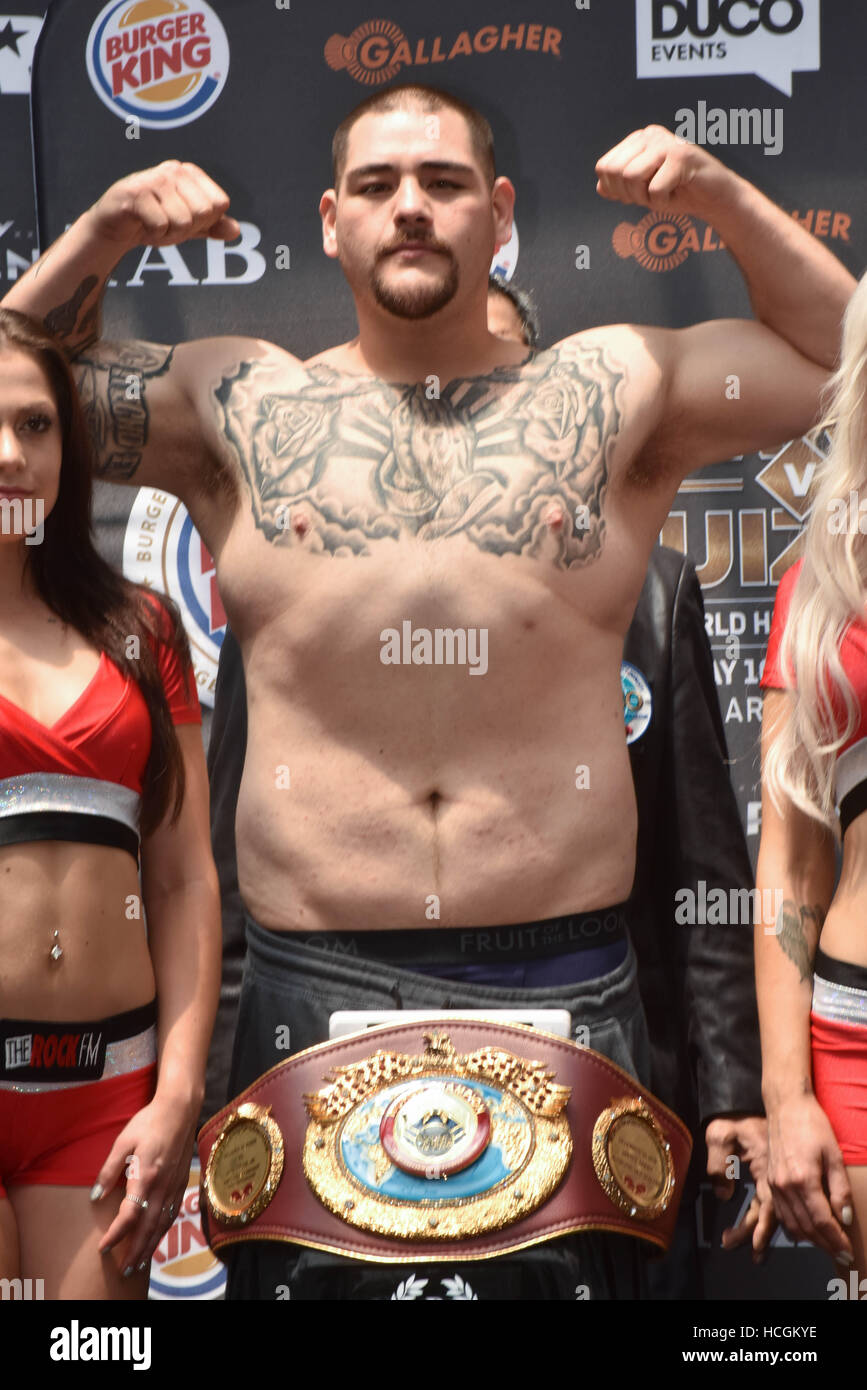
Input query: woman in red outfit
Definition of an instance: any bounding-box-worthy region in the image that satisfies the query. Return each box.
[757,273,867,1281]
[0,308,221,1298]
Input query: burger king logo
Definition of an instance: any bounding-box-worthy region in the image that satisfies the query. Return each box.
[148,1159,226,1300]
[86,0,229,129]
[123,487,226,708]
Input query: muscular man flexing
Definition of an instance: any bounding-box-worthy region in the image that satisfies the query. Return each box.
[4,84,854,1298]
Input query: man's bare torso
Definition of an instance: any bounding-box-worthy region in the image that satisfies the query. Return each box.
[161,328,674,931]
[2,122,844,937]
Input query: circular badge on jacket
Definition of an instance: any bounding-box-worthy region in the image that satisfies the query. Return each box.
[621,662,652,745]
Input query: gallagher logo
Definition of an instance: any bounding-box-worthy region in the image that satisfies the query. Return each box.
[612,211,724,271]
[325,18,562,86]
[86,0,229,129]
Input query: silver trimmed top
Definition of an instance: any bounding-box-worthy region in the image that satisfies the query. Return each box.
[812,973,867,1028]
[0,773,141,834]
[834,736,867,808]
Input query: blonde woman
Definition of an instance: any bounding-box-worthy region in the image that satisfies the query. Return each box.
[758,270,867,1276]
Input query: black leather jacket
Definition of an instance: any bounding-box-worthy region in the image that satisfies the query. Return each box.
[623,546,763,1130]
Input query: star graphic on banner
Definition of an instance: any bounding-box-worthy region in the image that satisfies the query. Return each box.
[0,20,27,55]
[0,15,43,93]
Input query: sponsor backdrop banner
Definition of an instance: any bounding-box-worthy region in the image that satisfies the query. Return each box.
[16,0,867,1299]
[0,10,44,302]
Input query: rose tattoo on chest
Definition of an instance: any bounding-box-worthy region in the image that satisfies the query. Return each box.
[215,343,625,568]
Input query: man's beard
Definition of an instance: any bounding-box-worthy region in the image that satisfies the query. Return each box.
[371,252,459,319]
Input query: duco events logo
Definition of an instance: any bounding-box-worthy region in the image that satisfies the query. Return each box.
[86,0,229,128]
[635,0,820,95]
[325,18,562,86]
[123,488,226,707]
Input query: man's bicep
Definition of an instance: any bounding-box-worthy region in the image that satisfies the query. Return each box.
[72,337,207,491]
[73,336,187,489]
[660,320,829,477]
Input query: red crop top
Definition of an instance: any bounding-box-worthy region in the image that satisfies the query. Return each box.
[761,560,801,693]
[0,594,201,794]
[762,558,867,830]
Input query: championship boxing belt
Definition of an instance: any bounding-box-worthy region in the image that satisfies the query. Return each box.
[197,1020,692,1263]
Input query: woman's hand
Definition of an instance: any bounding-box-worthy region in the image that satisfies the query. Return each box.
[766,1091,854,1263]
[91,1091,200,1276]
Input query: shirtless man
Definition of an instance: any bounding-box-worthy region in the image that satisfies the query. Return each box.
[4,83,854,1299]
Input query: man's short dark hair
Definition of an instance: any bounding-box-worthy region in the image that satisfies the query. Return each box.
[332,83,496,193]
[487,274,541,349]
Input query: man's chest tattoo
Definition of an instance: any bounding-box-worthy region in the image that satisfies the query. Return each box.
[215,345,626,567]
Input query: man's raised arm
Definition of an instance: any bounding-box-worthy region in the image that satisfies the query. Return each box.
[1,162,243,493]
[592,127,858,478]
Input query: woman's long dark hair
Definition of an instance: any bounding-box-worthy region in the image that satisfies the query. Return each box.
[0,307,191,834]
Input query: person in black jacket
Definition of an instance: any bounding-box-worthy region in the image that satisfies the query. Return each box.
[203,280,770,1296]
[623,544,767,1295]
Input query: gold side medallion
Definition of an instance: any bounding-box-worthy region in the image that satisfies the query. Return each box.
[204,1102,284,1227]
[592,1097,674,1220]
[303,1031,572,1241]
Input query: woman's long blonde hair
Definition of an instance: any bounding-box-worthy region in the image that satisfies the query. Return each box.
[764,271,867,832]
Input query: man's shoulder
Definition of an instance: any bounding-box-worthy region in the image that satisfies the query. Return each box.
[179,336,360,427]
[549,325,671,424]
[550,323,670,361]
[179,333,305,384]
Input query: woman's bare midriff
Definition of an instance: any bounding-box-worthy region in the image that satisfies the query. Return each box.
[0,842,155,1019]
[818,814,867,967]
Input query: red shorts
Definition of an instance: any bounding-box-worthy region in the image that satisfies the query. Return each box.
[0,1064,156,1199]
[811,1014,867,1165]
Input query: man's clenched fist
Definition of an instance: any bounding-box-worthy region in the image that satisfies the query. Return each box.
[86,160,240,249]
[595,125,732,216]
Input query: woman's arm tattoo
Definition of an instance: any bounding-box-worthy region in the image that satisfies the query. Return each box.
[775,898,826,982]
